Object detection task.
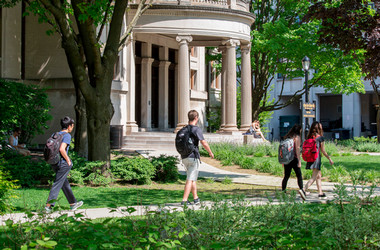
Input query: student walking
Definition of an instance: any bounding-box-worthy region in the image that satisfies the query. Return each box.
[303,121,334,199]
[45,116,83,212]
[178,110,214,205]
[280,124,306,200]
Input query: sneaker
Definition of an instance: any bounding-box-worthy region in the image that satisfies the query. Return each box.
[305,191,311,196]
[193,198,200,205]
[298,190,306,201]
[318,193,327,199]
[181,200,192,206]
[70,201,83,211]
[44,206,53,213]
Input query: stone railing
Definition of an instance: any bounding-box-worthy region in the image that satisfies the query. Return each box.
[130,0,250,12]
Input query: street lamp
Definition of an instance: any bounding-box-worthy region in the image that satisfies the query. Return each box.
[302,56,311,139]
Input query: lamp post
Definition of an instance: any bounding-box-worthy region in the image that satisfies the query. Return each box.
[302,56,311,139]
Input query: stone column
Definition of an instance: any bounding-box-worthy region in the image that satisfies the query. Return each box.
[159,60,171,129]
[175,34,193,131]
[219,46,227,132]
[342,93,361,137]
[141,57,154,130]
[222,39,240,133]
[240,43,252,131]
[158,46,170,130]
[174,62,179,126]
[125,36,138,134]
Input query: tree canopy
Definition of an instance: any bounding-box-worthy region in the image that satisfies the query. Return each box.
[250,0,365,119]
[304,0,380,142]
[1,0,151,162]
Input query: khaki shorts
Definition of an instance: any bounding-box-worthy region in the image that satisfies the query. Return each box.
[182,158,200,181]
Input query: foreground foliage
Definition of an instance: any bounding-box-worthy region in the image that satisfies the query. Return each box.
[1,184,379,249]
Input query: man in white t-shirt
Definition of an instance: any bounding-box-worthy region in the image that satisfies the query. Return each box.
[180,110,214,206]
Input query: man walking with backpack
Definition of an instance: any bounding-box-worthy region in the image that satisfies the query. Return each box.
[45,116,83,213]
[177,110,214,206]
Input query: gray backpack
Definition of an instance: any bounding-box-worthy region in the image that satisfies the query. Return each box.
[278,138,295,164]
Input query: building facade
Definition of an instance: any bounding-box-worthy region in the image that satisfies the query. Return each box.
[268,72,378,141]
[1,1,255,144]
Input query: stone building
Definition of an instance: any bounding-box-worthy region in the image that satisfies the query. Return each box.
[268,73,378,141]
[1,0,255,144]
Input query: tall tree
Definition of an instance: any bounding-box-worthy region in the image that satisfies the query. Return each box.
[305,0,380,143]
[1,0,152,163]
[249,0,365,120]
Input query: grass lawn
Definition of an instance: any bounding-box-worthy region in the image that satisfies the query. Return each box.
[330,154,380,172]
[9,177,276,213]
[251,154,380,171]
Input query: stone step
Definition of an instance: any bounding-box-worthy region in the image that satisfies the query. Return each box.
[120,132,264,149]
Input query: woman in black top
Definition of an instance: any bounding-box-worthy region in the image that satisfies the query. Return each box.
[281,124,306,200]
[304,121,334,198]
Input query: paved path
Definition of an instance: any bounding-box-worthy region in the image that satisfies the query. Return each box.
[1,147,379,225]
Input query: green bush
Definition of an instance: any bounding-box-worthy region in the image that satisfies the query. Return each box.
[150,155,179,183]
[354,142,380,152]
[221,176,232,184]
[0,155,19,214]
[328,165,349,182]
[324,141,340,156]
[1,151,53,187]
[83,161,114,186]
[238,157,256,169]
[0,79,51,143]
[337,139,356,149]
[111,157,155,185]
[337,137,380,153]
[353,136,377,143]
[67,169,84,185]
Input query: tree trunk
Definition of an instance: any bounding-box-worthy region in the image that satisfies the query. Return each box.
[252,98,261,121]
[376,107,380,144]
[74,87,88,158]
[86,94,114,167]
[370,78,380,143]
[252,84,264,121]
[375,92,380,144]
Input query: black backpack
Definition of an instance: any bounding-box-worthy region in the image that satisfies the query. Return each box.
[44,132,66,165]
[175,125,195,157]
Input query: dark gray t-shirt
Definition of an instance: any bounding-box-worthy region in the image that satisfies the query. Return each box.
[182,125,204,159]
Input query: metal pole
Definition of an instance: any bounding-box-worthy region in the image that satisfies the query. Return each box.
[305,70,309,139]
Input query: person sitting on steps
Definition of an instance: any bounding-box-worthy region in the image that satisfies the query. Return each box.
[243,120,268,142]
[8,127,31,156]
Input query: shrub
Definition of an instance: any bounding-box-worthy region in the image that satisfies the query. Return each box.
[324,141,340,156]
[353,136,377,143]
[150,155,179,183]
[252,144,277,157]
[1,151,53,187]
[0,79,52,143]
[328,165,349,182]
[337,139,355,149]
[111,157,155,185]
[354,142,380,152]
[0,155,19,214]
[67,169,84,185]
[256,160,272,173]
[82,161,114,186]
[221,176,232,185]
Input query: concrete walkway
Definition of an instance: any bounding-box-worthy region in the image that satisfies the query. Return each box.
[136,148,380,195]
[1,146,379,225]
